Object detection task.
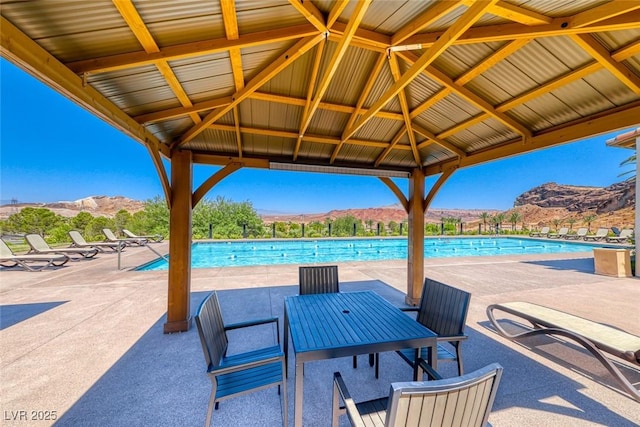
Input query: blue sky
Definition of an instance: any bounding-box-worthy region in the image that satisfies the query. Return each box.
[1,58,635,213]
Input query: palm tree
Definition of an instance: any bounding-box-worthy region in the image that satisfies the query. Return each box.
[493,213,506,234]
[583,214,597,233]
[479,212,490,233]
[566,217,577,230]
[552,218,562,231]
[619,153,636,179]
[508,211,522,232]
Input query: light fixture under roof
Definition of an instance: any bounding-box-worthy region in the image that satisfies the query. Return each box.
[269,162,410,178]
[388,43,423,52]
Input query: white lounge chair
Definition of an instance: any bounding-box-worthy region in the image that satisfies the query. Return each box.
[606,229,633,243]
[584,228,609,241]
[565,227,588,240]
[122,229,163,243]
[0,238,69,271]
[529,226,550,237]
[102,228,147,246]
[69,230,124,252]
[26,233,98,259]
[548,227,569,239]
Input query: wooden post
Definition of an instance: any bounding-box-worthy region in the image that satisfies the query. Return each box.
[406,168,425,306]
[164,150,193,333]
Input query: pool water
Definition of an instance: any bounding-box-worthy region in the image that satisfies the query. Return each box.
[138,237,607,271]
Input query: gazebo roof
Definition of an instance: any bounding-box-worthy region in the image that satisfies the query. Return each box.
[2,1,640,186]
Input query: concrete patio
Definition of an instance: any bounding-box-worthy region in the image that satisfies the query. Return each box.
[1,243,639,426]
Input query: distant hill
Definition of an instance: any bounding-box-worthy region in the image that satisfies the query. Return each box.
[1,179,635,229]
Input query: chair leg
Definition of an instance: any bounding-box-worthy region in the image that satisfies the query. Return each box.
[375,353,379,379]
[352,355,357,369]
[206,390,216,427]
[456,344,464,376]
[280,359,288,427]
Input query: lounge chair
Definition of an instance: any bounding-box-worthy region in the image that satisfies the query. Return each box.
[331,363,503,427]
[69,230,124,253]
[195,291,287,427]
[565,227,588,240]
[122,229,164,243]
[583,227,609,241]
[547,227,569,239]
[529,226,550,237]
[298,265,363,371]
[102,228,147,246]
[0,238,69,271]
[25,233,98,259]
[606,229,633,243]
[487,302,640,402]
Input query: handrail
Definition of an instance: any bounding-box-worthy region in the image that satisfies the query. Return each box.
[118,242,168,270]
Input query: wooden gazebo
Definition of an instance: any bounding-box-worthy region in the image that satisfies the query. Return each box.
[2,1,639,332]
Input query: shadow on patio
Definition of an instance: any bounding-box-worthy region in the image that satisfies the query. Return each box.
[54,281,639,426]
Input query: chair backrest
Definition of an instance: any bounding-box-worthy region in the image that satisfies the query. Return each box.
[299,265,339,294]
[102,228,119,240]
[25,234,50,251]
[69,230,88,245]
[557,227,569,234]
[122,229,136,238]
[385,363,503,427]
[611,226,621,236]
[194,292,228,370]
[540,226,549,233]
[576,227,588,236]
[416,278,471,338]
[0,239,16,257]
[595,228,608,236]
[620,229,633,238]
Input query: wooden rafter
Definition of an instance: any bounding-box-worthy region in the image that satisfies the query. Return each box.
[288,0,327,33]
[192,162,243,207]
[379,177,408,213]
[424,101,640,175]
[293,0,371,160]
[176,34,324,147]
[332,52,386,163]
[570,33,640,96]
[488,2,552,25]
[413,124,467,158]
[342,1,498,142]
[388,53,420,165]
[409,88,451,119]
[424,167,456,211]
[375,128,408,167]
[391,1,466,46]
[399,52,531,138]
[113,0,201,125]
[435,114,488,141]
[568,0,640,28]
[220,0,244,157]
[454,39,531,85]
[294,39,326,160]
[327,0,349,28]
[67,24,318,74]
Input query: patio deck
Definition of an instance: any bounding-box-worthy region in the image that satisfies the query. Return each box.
[1,243,639,426]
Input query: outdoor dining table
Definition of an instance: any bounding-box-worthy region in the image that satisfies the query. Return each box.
[284,290,438,427]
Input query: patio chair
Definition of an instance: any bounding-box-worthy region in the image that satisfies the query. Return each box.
[331,363,503,427]
[565,227,588,240]
[0,238,69,271]
[299,265,364,370]
[68,230,124,253]
[529,226,550,237]
[606,229,633,243]
[25,233,98,259]
[122,229,164,243]
[547,227,569,239]
[584,227,609,241]
[390,278,471,380]
[102,228,148,246]
[195,291,287,427]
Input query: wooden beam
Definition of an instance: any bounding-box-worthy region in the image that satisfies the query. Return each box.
[568,0,640,28]
[332,52,386,163]
[413,124,467,158]
[379,177,409,213]
[135,96,233,124]
[343,1,498,142]
[571,34,640,96]
[327,0,349,28]
[424,167,456,211]
[404,11,640,47]
[406,167,425,305]
[176,34,324,147]
[488,1,552,25]
[233,107,242,157]
[329,21,390,51]
[0,16,168,161]
[164,149,193,333]
[288,0,327,33]
[294,39,326,160]
[192,162,243,207]
[612,39,640,61]
[424,100,640,175]
[375,128,407,167]
[391,1,465,46]
[435,114,488,140]
[67,24,319,74]
[191,153,270,168]
[146,145,171,208]
[294,0,371,159]
[388,53,420,165]
[410,88,451,118]
[455,38,531,85]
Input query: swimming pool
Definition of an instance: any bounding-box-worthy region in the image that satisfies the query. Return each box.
[138,237,608,271]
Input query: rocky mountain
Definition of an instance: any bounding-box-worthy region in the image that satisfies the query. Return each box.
[0,196,145,220]
[514,180,635,213]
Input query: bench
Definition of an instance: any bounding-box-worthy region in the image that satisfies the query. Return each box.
[487,301,640,402]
